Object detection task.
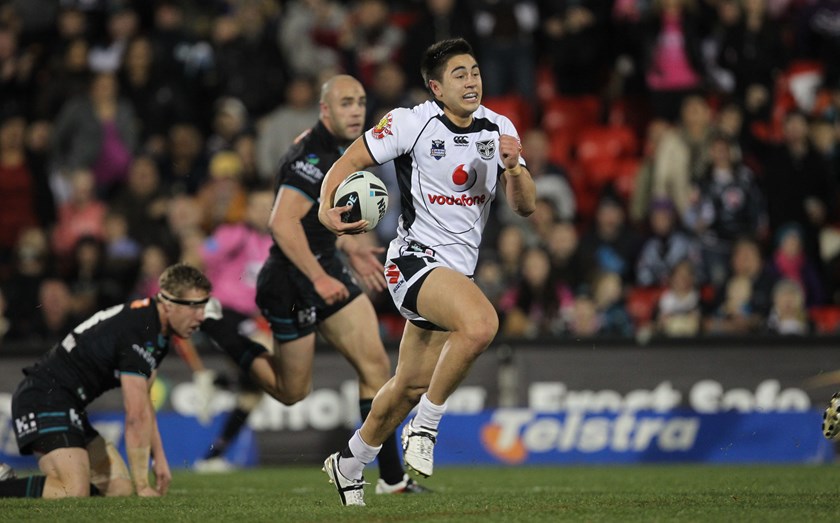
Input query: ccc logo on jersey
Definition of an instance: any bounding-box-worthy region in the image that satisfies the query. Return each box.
[449,163,477,192]
[453,136,469,146]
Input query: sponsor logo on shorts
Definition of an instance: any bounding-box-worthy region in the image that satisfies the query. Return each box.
[386,264,401,284]
[15,413,37,437]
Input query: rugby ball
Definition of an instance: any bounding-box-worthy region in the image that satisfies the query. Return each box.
[333,170,388,232]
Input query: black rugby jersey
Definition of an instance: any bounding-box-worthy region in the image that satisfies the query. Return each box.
[270,121,345,261]
[22,297,169,407]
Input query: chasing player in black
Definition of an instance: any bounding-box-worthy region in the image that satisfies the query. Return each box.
[220,74,428,496]
[0,263,212,498]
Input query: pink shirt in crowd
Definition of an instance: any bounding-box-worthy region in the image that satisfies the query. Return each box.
[646,13,701,91]
[201,224,272,316]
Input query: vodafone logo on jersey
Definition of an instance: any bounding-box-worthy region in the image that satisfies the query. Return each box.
[426,163,486,206]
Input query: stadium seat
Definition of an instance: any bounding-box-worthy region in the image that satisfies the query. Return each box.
[626,286,664,328]
[536,63,557,104]
[809,306,840,334]
[576,125,639,167]
[575,126,639,192]
[612,158,641,202]
[483,94,533,132]
[547,131,574,168]
[541,95,601,136]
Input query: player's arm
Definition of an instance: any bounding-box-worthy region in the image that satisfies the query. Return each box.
[147,373,171,495]
[121,372,160,497]
[499,134,536,217]
[318,137,376,236]
[271,185,350,305]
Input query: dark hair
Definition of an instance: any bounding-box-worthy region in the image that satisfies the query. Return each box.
[421,38,476,94]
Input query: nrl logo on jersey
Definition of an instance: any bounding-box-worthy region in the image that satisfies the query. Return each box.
[476,140,495,160]
[431,139,446,160]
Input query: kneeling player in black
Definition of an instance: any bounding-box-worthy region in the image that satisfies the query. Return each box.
[0,263,212,498]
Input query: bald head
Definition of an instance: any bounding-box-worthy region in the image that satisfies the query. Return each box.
[319,74,367,144]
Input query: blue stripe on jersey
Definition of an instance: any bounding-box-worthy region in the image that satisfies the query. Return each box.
[120,371,148,378]
[266,315,294,323]
[39,427,69,434]
[37,412,66,417]
[273,332,300,340]
[281,184,316,202]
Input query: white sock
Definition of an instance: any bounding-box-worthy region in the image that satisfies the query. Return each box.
[340,429,381,480]
[412,393,447,432]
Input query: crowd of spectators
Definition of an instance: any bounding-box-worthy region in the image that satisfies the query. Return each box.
[1,0,840,349]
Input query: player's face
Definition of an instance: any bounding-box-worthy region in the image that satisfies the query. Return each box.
[433,54,481,124]
[323,79,367,143]
[164,288,208,338]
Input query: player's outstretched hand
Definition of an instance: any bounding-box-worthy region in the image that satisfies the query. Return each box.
[499,134,522,171]
[347,245,387,293]
[153,458,172,496]
[319,205,369,236]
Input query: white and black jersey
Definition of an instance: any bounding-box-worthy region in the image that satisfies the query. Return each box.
[363,100,525,276]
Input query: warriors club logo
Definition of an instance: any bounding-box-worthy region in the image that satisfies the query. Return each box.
[476,139,495,160]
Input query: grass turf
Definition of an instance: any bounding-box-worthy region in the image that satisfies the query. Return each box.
[1,464,840,522]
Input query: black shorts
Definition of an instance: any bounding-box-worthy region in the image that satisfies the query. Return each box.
[11,376,99,455]
[200,310,264,392]
[255,253,362,342]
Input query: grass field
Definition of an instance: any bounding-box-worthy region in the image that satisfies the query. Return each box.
[2,464,840,522]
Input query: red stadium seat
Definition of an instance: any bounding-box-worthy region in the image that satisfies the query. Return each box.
[483,94,533,132]
[626,286,664,327]
[541,95,601,136]
[576,125,639,167]
[547,131,574,168]
[613,158,641,202]
[809,306,840,334]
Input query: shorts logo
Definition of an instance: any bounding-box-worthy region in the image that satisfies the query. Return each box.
[476,139,496,160]
[372,113,393,139]
[386,264,401,284]
[15,413,37,436]
[431,139,446,160]
[454,135,469,146]
[297,306,316,327]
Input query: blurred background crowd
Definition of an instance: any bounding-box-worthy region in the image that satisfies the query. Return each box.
[1,0,840,350]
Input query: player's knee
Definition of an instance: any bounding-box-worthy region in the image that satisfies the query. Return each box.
[276,387,309,406]
[460,313,498,353]
[104,478,134,497]
[61,481,92,498]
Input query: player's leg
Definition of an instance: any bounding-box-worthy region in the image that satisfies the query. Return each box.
[196,378,263,472]
[319,294,428,492]
[327,322,445,495]
[87,435,133,496]
[36,446,93,498]
[319,294,391,398]
[398,267,498,477]
[414,267,499,404]
[2,381,98,498]
[823,391,840,439]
